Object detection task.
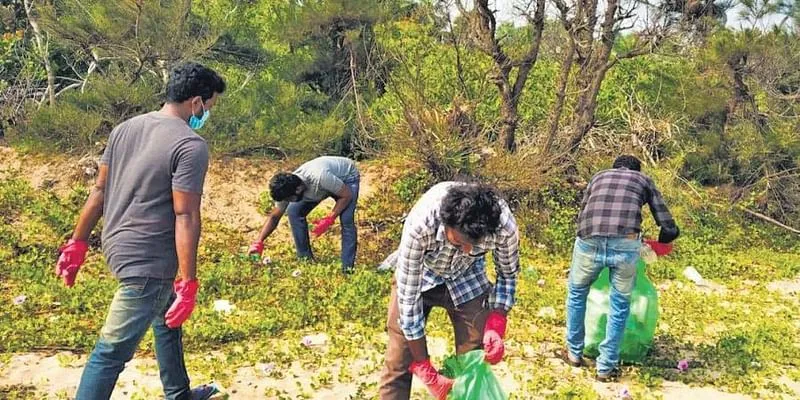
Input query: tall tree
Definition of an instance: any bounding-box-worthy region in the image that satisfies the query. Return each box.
[455,0,547,152]
[548,0,679,156]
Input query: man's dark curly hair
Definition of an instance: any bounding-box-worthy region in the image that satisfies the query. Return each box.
[166,62,226,103]
[440,184,503,242]
[269,172,304,202]
[612,155,642,171]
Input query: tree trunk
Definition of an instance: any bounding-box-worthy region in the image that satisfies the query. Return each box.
[24,0,55,107]
[467,0,545,153]
[729,55,768,132]
[500,98,519,153]
[565,0,618,154]
[568,58,612,152]
[544,42,576,154]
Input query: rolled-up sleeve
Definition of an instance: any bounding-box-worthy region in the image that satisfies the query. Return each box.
[395,226,430,341]
[490,215,520,312]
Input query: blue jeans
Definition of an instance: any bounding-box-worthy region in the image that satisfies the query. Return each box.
[287,175,360,268]
[76,277,191,400]
[565,236,641,374]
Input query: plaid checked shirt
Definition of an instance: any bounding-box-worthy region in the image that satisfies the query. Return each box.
[577,168,677,239]
[387,182,520,341]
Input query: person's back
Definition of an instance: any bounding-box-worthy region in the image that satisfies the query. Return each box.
[102,112,208,280]
[292,156,359,202]
[295,156,358,179]
[577,168,675,239]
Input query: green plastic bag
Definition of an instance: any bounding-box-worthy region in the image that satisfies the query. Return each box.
[440,350,507,400]
[584,259,659,363]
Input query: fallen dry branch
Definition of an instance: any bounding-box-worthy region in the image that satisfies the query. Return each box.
[740,207,800,235]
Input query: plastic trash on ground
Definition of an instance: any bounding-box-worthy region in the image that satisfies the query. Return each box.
[213,300,236,314]
[13,295,26,305]
[300,333,328,347]
[683,266,705,286]
[440,350,507,400]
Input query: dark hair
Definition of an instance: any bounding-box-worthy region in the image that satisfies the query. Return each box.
[166,62,226,103]
[612,155,642,171]
[440,184,503,241]
[269,173,304,202]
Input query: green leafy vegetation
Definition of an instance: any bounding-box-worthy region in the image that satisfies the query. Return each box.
[1,169,799,398]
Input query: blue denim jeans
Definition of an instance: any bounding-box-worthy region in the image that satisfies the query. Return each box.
[565,236,641,374]
[76,277,191,400]
[287,175,360,268]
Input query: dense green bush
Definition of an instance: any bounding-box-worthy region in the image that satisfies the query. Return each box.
[9,73,160,153]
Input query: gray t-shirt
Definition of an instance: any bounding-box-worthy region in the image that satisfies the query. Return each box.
[100,112,209,280]
[275,156,359,212]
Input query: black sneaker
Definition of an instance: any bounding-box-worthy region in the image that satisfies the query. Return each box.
[555,349,583,367]
[595,368,622,382]
[342,265,355,275]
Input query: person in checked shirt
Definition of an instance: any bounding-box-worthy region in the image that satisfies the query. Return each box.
[378,182,520,400]
[563,155,680,381]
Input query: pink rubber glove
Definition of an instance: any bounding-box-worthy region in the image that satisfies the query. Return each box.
[644,239,673,257]
[55,239,89,288]
[311,215,336,237]
[248,240,264,256]
[165,279,199,329]
[409,359,453,400]
[483,310,507,364]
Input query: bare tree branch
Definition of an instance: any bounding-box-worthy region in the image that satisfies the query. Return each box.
[441,0,473,99]
[551,0,574,29]
[24,0,56,107]
[511,0,547,100]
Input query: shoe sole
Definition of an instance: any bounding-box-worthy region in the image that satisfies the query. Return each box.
[553,349,583,367]
[595,372,621,382]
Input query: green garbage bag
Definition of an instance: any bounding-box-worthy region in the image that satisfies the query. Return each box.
[440,350,507,400]
[584,259,659,363]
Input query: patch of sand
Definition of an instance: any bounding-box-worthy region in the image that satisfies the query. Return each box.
[0,147,386,236]
[767,279,800,297]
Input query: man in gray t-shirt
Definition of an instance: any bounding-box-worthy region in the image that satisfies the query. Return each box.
[100,112,209,280]
[248,156,360,274]
[54,62,225,400]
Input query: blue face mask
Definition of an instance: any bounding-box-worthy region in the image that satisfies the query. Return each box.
[188,100,210,130]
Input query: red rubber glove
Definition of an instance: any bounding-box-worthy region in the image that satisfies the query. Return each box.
[483,311,507,364]
[409,359,453,400]
[311,215,336,237]
[165,279,199,329]
[248,240,264,256]
[55,239,89,288]
[644,239,673,257]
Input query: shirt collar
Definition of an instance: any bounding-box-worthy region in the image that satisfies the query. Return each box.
[435,223,447,242]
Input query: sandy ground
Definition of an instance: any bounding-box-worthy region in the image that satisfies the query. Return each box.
[0,351,385,399]
[1,347,773,399]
